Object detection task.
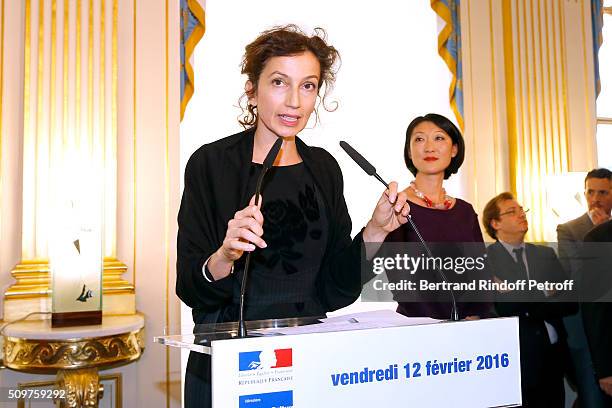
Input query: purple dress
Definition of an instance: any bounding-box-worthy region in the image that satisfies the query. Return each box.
[385,198,493,319]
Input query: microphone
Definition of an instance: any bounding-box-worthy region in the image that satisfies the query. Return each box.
[238,137,283,338]
[339,140,460,322]
[339,141,388,188]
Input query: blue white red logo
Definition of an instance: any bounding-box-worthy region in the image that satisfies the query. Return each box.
[239,390,293,407]
[239,348,293,371]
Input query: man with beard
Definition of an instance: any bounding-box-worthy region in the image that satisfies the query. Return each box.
[558,168,612,407]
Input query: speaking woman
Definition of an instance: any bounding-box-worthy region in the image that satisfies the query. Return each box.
[176,25,410,407]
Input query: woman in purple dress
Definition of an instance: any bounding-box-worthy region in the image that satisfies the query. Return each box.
[385,113,492,320]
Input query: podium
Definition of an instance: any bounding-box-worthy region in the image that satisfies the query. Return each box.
[156,314,521,407]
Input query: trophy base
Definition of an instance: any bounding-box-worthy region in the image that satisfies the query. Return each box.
[52,310,102,328]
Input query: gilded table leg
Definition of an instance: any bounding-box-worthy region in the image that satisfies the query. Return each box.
[56,368,104,407]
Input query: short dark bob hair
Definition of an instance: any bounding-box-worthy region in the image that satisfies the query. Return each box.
[404,113,465,180]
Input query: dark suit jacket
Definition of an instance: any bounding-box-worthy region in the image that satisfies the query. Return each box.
[557,212,594,279]
[486,242,577,388]
[582,220,612,380]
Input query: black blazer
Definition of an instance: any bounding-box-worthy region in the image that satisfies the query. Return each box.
[582,220,612,380]
[486,242,577,387]
[487,242,575,319]
[176,127,364,325]
[557,212,594,279]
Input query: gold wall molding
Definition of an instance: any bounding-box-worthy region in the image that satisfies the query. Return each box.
[19,0,122,258]
[502,0,518,196]
[3,327,144,373]
[499,0,583,241]
[4,261,50,299]
[5,258,134,300]
[460,0,596,241]
[132,0,137,290]
[0,0,4,230]
[103,258,135,294]
[165,0,170,406]
[1,0,181,406]
[459,0,511,215]
[6,0,132,315]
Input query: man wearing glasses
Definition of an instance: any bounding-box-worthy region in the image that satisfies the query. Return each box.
[483,192,575,408]
[557,168,612,408]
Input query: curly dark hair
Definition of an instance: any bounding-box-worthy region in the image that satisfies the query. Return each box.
[404,113,465,180]
[239,24,340,128]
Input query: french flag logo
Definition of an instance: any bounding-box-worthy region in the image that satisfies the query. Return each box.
[239,348,292,371]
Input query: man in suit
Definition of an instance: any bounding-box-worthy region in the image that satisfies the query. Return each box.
[483,192,577,407]
[582,220,612,407]
[558,169,612,281]
[557,168,612,408]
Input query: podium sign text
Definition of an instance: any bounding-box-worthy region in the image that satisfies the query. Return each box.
[212,317,521,407]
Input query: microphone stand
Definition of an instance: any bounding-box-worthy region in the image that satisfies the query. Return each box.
[339,141,460,322]
[238,138,283,338]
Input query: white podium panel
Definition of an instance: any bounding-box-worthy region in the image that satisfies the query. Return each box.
[212,317,521,408]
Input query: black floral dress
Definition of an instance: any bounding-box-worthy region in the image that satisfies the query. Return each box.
[235,162,328,319]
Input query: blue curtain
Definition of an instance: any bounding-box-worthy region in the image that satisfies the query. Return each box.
[180,0,205,120]
[431,0,464,130]
[592,0,603,97]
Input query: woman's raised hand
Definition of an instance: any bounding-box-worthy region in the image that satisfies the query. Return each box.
[364,181,410,243]
[208,195,266,280]
[221,194,267,260]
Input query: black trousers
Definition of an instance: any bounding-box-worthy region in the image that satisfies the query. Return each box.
[520,342,565,408]
[184,351,212,408]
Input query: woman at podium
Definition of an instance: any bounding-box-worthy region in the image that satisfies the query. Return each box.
[176,25,411,408]
[384,113,492,320]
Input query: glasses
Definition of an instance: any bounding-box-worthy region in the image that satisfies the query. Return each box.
[498,207,529,217]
